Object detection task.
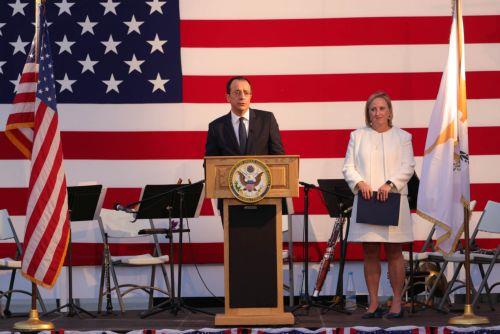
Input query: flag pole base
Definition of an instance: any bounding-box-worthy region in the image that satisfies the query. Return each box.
[448,304,489,325]
[13,309,54,332]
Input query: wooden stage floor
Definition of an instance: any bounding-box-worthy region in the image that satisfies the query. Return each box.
[1,303,499,331]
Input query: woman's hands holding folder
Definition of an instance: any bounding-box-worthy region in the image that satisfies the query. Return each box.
[377,183,392,202]
[356,181,373,200]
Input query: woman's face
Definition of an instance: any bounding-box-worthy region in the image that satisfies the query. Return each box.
[369,97,392,130]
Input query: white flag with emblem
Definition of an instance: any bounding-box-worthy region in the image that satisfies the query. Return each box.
[417,0,470,255]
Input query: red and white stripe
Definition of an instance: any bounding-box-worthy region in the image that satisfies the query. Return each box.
[5,12,71,287]
[21,97,70,287]
[4,62,37,159]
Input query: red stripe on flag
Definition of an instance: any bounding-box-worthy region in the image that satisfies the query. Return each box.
[183,71,500,103]
[25,142,66,277]
[19,71,38,84]
[102,187,143,210]
[31,101,48,143]
[42,179,69,285]
[13,92,36,104]
[7,112,35,124]
[4,128,33,155]
[24,106,59,243]
[2,126,500,159]
[180,16,500,47]
[1,183,498,217]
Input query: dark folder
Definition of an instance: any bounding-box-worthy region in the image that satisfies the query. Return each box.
[356,192,400,226]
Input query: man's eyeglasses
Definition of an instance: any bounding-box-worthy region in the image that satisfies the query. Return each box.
[229,90,252,97]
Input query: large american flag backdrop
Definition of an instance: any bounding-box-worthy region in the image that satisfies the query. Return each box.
[0,0,499,295]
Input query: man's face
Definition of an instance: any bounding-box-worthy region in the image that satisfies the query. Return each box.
[226,79,252,116]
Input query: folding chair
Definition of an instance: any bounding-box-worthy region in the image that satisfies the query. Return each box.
[470,200,500,309]
[402,225,449,307]
[0,209,46,317]
[436,200,498,311]
[402,201,477,309]
[97,208,171,314]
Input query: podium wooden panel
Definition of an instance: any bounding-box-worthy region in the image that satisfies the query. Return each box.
[205,155,299,326]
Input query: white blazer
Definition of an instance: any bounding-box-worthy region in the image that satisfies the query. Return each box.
[343,126,416,195]
[343,126,416,243]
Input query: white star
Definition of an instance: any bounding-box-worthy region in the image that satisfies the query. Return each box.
[123,15,143,35]
[10,36,29,55]
[55,35,75,54]
[10,74,21,93]
[124,54,144,73]
[57,73,76,93]
[78,15,98,35]
[0,61,6,74]
[102,74,122,93]
[78,54,98,73]
[149,73,169,93]
[146,0,166,14]
[101,35,121,54]
[100,0,119,15]
[0,23,5,36]
[147,34,167,54]
[9,0,28,16]
[54,0,75,16]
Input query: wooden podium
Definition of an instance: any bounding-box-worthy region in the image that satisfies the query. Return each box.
[205,155,299,326]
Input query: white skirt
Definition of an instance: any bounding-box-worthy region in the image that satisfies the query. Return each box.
[347,194,414,243]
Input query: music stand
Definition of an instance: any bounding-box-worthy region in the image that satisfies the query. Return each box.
[45,184,105,318]
[292,181,350,315]
[317,179,354,312]
[135,182,212,317]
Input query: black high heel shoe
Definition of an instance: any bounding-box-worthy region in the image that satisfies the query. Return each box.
[361,307,385,319]
[385,307,404,319]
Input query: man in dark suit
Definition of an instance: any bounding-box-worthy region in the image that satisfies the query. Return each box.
[205,76,285,156]
[205,76,285,219]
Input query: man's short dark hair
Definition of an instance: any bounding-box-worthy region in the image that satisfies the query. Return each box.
[226,76,252,94]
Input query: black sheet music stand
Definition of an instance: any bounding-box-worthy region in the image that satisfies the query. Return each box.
[316,179,354,312]
[46,184,105,318]
[135,182,212,318]
[292,181,350,316]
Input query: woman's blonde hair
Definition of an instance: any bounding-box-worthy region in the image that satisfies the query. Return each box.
[365,91,393,128]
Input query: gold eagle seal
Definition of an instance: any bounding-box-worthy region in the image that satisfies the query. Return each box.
[228,159,272,203]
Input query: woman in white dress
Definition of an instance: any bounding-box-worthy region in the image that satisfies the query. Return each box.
[343,91,415,319]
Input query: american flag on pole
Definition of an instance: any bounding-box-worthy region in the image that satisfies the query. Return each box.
[5,1,70,288]
[417,0,471,255]
[0,1,499,270]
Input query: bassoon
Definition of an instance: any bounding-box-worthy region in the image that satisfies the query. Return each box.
[312,216,344,297]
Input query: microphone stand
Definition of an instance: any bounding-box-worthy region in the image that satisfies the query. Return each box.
[292,182,352,315]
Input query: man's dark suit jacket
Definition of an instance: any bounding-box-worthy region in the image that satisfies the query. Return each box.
[205,109,285,156]
[204,108,285,215]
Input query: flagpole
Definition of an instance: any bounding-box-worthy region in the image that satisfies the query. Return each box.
[13,0,55,331]
[13,282,54,331]
[449,0,489,325]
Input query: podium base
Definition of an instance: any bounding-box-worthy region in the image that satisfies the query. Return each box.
[215,312,294,326]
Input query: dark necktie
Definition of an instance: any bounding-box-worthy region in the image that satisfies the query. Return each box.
[238,117,247,154]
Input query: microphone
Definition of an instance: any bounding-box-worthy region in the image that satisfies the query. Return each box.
[113,203,137,214]
[299,181,317,188]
